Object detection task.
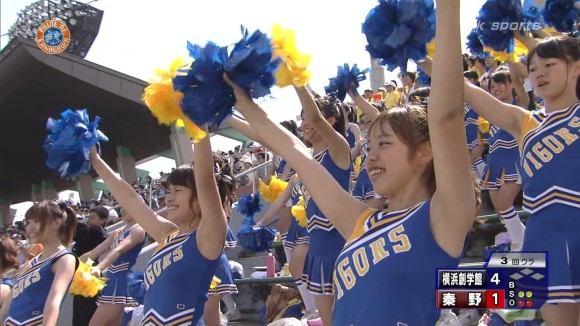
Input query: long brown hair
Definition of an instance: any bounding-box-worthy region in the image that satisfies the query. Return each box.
[0,237,19,272]
[24,200,77,246]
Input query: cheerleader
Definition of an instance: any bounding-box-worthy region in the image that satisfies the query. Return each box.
[463,71,488,180]
[463,34,580,325]
[80,207,146,326]
[4,201,78,326]
[0,237,19,322]
[225,1,475,324]
[89,128,229,326]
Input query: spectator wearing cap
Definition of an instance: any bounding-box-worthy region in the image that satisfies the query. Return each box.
[383,81,401,109]
[71,206,108,326]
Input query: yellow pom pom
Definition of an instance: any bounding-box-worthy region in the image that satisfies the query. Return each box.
[478,116,490,134]
[353,156,362,175]
[271,24,312,87]
[176,118,207,142]
[291,196,308,228]
[426,40,436,58]
[143,58,190,125]
[210,276,222,289]
[69,259,107,298]
[259,176,289,202]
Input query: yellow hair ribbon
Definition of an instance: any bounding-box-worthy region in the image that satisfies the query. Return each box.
[291,196,308,228]
[478,116,490,134]
[271,24,312,87]
[69,259,107,297]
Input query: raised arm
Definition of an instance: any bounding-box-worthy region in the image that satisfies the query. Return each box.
[256,176,295,227]
[195,131,228,260]
[91,226,146,276]
[226,79,367,238]
[44,254,76,326]
[509,62,530,109]
[348,91,380,120]
[0,287,12,323]
[295,86,351,170]
[227,116,264,144]
[428,0,477,257]
[90,148,176,243]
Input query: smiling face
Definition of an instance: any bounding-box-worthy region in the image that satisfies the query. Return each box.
[489,79,512,103]
[165,165,200,228]
[365,107,434,198]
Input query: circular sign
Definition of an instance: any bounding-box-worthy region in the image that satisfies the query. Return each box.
[36,20,71,54]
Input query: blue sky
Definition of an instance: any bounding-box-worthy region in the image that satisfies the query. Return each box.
[1,0,487,213]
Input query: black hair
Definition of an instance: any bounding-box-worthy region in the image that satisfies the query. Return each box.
[89,206,109,220]
[527,36,580,100]
[303,92,347,138]
[488,70,512,91]
[464,70,481,87]
[403,72,416,84]
[408,87,431,106]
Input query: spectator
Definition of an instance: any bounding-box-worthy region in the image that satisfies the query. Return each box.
[382,81,401,108]
[71,206,108,326]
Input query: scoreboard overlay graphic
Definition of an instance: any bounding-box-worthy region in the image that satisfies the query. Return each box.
[436,252,548,309]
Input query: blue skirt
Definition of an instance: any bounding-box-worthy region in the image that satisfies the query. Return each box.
[284,218,309,250]
[481,147,521,190]
[98,271,139,306]
[353,169,375,200]
[302,229,344,295]
[225,227,237,249]
[523,205,580,303]
[209,253,238,295]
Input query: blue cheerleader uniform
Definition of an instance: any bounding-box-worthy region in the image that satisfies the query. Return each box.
[300,148,351,294]
[5,249,77,326]
[209,227,238,295]
[143,230,218,326]
[345,123,357,149]
[352,139,377,201]
[480,124,521,190]
[519,104,580,303]
[276,159,296,182]
[332,200,461,325]
[98,224,145,306]
[283,177,309,251]
[464,105,489,149]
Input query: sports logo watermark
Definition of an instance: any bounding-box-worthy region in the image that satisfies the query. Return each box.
[36,20,71,54]
[477,21,543,32]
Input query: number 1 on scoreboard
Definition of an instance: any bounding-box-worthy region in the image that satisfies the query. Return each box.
[486,290,505,309]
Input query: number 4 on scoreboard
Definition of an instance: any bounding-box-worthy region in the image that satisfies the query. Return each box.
[490,272,501,285]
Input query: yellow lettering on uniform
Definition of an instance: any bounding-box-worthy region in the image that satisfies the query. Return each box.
[173,246,184,262]
[532,142,553,163]
[542,135,564,154]
[153,260,162,277]
[337,258,356,290]
[522,159,534,177]
[369,238,390,264]
[334,276,344,300]
[525,152,543,170]
[568,117,580,128]
[389,225,412,253]
[162,253,172,269]
[352,248,370,277]
[554,127,579,145]
[145,265,155,287]
[30,271,41,283]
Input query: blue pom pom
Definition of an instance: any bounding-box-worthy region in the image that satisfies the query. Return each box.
[127,272,146,305]
[416,68,431,86]
[543,0,579,32]
[324,63,369,102]
[476,0,523,52]
[466,28,487,57]
[236,193,263,217]
[362,0,436,72]
[237,225,276,252]
[173,42,235,131]
[225,27,281,99]
[43,109,109,179]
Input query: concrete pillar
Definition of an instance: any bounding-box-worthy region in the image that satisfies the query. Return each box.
[170,125,194,167]
[31,184,43,203]
[116,146,138,184]
[0,197,11,228]
[76,174,95,202]
[370,57,385,92]
[42,180,58,200]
